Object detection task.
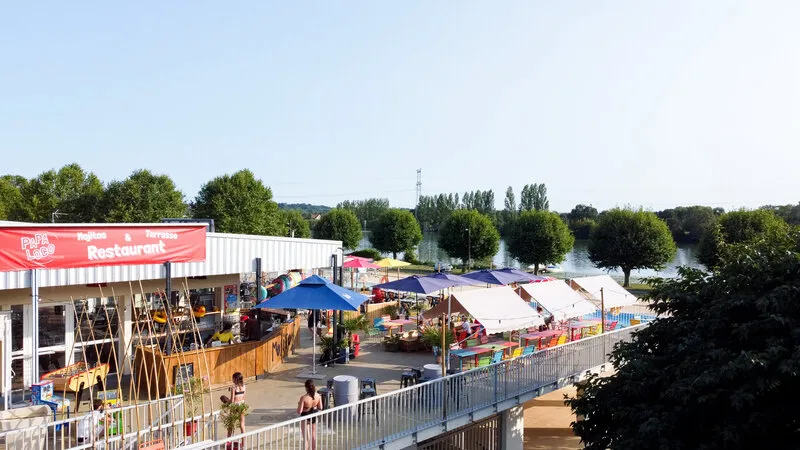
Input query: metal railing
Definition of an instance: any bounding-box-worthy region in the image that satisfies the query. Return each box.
[0,394,219,450]
[201,323,648,450]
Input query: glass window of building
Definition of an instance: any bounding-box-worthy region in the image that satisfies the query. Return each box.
[11,305,23,352]
[39,305,66,348]
[74,297,119,343]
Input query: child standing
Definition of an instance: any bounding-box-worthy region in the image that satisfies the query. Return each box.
[220,372,246,437]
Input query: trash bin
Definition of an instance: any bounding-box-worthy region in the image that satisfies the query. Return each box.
[423,364,443,380]
[332,375,359,419]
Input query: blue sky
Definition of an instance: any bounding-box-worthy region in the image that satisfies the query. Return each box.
[2,1,800,212]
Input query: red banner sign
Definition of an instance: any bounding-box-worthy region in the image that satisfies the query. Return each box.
[0,225,207,271]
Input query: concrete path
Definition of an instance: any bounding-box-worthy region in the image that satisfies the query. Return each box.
[213,326,435,429]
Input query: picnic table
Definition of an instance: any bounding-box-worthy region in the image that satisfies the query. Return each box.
[520,330,561,348]
[477,341,519,357]
[382,319,415,336]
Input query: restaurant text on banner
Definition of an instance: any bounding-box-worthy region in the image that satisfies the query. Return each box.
[0,225,207,271]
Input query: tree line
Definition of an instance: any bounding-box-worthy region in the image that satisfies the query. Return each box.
[324,185,800,287]
[0,163,312,238]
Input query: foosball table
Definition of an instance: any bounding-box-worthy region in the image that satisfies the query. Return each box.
[41,362,110,413]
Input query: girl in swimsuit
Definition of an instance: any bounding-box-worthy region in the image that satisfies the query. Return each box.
[297,379,323,450]
[220,372,246,437]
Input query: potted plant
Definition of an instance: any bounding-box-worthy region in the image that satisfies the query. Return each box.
[173,376,210,435]
[318,336,349,365]
[383,303,399,320]
[221,401,250,438]
[421,327,455,363]
[382,334,402,352]
[342,315,368,341]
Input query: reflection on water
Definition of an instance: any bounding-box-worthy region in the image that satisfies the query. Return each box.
[357,231,703,280]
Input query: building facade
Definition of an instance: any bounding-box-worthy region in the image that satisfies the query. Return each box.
[0,226,342,406]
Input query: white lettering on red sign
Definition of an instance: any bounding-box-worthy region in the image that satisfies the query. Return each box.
[20,233,57,262]
[87,241,167,260]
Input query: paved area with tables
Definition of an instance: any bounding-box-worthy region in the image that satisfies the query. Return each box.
[211,325,434,428]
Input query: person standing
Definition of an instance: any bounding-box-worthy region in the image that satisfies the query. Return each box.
[297,379,323,450]
[220,372,247,437]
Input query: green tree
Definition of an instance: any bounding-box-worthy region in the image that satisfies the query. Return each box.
[370,209,423,259]
[336,198,389,229]
[507,210,575,274]
[656,205,718,243]
[279,209,311,238]
[438,210,500,270]
[697,209,792,269]
[519,183,549,212]
[19,164,105,223]
[568,204,599,239]
[313,208,363,249]
[588,208,676,286]
[568,241,800,449]
[103,169,186,223]
[0,176,25,221]
[193,169,280,235]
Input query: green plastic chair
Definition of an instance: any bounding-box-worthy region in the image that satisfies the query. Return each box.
[477,356,491,367]
[466,339,478,348]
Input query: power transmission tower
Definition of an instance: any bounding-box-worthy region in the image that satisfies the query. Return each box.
[415,169,422,208]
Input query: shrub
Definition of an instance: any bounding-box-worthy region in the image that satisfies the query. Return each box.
[348,248,382,260]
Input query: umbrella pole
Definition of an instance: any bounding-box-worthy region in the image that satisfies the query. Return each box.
[312,319,317,375]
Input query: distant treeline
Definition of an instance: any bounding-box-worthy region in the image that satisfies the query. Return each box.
[333,185,800,244]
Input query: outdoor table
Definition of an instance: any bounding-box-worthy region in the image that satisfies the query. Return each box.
[383,319,414,336]
[520,330,561,348]
[569,320,601,329]
[476,341,519,358]
[458,345,494,367]
[450,348,479,372]
[568,320,602,338]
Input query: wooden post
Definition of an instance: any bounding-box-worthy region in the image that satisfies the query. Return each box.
[440,313,446,378]
[600,288,605,334]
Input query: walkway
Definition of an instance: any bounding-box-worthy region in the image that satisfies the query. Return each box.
[202,324,644,449]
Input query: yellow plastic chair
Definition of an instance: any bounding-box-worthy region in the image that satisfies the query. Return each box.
[556,334,567,345]
[505,347,523,360]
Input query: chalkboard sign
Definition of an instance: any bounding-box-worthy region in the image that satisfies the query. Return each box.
[173,363,194,387]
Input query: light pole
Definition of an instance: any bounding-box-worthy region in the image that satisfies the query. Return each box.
[465,228,471,271]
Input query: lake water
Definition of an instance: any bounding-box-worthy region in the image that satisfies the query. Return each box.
[357,231,703,281]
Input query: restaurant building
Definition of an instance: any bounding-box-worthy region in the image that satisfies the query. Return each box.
[0,221,342,407]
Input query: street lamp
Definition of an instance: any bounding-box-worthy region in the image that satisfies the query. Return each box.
[465,228,471,271]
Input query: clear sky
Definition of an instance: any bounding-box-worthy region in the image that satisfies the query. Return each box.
[2,1,799,212]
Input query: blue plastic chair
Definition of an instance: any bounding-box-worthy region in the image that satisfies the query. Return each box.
[491,351,503,364]
[373,318,387,332]
[522,346,535,356]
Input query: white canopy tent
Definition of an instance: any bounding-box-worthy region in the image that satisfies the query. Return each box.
[519,281,597,321]
[427,286,544,334]
[571,275,638,308]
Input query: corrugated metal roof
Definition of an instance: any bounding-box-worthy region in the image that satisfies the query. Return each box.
[0,232,343,290]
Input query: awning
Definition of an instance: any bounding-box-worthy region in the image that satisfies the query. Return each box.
[570,275,638,308]
[426,286,544,334]
[518,281,597,321]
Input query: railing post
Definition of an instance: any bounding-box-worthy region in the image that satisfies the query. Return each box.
[492,364,497,403]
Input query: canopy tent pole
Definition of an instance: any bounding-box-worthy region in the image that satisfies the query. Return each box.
[600,288,605,333]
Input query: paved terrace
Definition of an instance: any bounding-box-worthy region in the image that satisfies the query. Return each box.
[212,325,434,428]
[200,324,644,450]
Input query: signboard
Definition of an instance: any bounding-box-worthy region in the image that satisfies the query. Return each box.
[173,363,195,387]
[0,225,206,271]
